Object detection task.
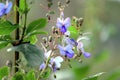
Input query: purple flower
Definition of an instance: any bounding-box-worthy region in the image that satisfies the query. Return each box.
[77,42,91,58]
[0,0,12,17]
[56,17,71,33]
[39,62,46,70]
[58,44,74,58]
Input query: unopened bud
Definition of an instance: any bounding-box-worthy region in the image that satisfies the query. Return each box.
[48,36,52,42]
[79,18,84,26]
[58,1,62,7]
[66,0,70,4]
[52,26,56,34]
[42,37,47,44]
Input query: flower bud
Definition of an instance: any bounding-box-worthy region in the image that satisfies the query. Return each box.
[79,18,84,26]
[52,26,56,34]
[48,36,52,42]
[42,37,47,44]
[58,1,62,7]
[66,0,70,4]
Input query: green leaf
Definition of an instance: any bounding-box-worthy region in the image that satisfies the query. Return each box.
[41,68,51,79]
[0,21,18,35]
[8,43,44,67]
[106,67,120,80]
[29,35,38,44]
[25,70,36,80]
[82,72,105,80]
[26,18,47,34]
[12,72,24,80]
[0,66,9,80]
[25,30,48,38]
[68,26,79,39]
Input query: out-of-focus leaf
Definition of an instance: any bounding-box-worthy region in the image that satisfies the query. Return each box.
[94,49,110,63]
[106,67,120,80]
[41,68,51,79]
[70,59,90,80]
[0,42,9,49]
[0,66,9,80]
[82,72,105,80]
[68,26,79,39]
[0,21,18,35]
[26,18,47,34]
[7,43,44,67]
[12,72,24,80]
[25,70,36,80]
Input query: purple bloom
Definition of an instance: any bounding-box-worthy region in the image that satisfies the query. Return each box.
[56,17,71,33]
[77,42,91,58]
[58,44,74,58]
[0,0,12,17]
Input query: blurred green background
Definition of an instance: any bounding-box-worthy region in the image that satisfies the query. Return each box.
[0,0,120,80]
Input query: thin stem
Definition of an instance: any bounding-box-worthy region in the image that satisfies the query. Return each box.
[14,0,19,73]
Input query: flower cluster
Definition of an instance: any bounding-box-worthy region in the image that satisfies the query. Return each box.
[39,10,91,76]
[0,0,12,17]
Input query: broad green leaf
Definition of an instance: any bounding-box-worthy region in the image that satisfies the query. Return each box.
[25,70,36,80]
[0,66,9,80]
[8,43,44,67]
[0,21,18,35]
[12,72,24,80]
[25,30,48,38]
[68,26,79,39]
[0,42,9,49]
[82,72,105,80]
[26,18,47,34]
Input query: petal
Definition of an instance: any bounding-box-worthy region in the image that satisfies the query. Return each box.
[66,49,74,58]
[64,17,71,28]
[83,52,91,58]
[77,36,89,42]
[64,31,70,36]
[54,56,63,63]
[56,18,63,28]
[5,2,12,14]
[55,62,61,68]
[65,44,73,50]
[58,45,66,56]
[77,42,84,49]
[44,50,52,59]
[61,25,67,33]
[39,62,46,70]
[0,3,5,17]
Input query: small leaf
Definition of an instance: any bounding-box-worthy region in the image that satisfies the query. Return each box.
[29,35,38,44]
[12,72,24,80]
[82,72,105,80]
[19,0,29,14]
[26,18,47,34]
[0,66,9,80]
[8,44,44,67]
[0,21,18,35]
[25,70,36,80]
[68,26,79,39]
